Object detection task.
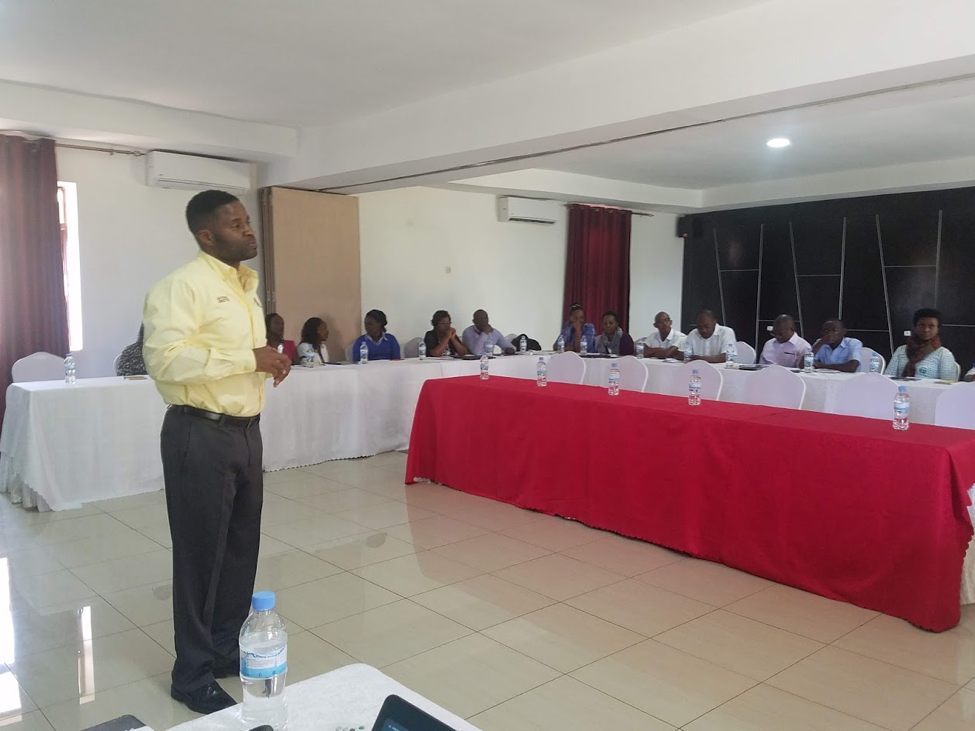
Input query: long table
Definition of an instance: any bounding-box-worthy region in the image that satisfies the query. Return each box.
[0,356,957,510]
[406,376,975,631]
[169,663,480,731]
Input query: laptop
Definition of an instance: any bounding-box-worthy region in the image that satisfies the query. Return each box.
[370,695,459,731]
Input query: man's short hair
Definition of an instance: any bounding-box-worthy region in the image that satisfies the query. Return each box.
[185,190,240,234]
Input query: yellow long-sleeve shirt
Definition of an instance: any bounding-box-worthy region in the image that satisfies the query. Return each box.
[143,251,266,417]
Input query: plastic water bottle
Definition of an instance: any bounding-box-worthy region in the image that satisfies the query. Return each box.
[240,591,288,729]
[688,368,702,406]
[893,385,910,430]
[359,341,368,364]
[557,334,565,354]
[418,341,426,360]
[635,340,645,359]
[300,352,314,368]
[683,342,693,363]
[64,353,76,385]
[480,353,489,380]
[608,362,620,396]
[536,357,547,387]
[725,343,736,369]
[519,335,527,354]
[580,335,588,357]
[869,352,882,373]
[803,350,814,373]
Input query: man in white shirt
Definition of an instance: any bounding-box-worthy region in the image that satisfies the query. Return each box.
[686,309,737,363]
[461,310,516,356]
[643,311,686,359]
[760,314,810,367]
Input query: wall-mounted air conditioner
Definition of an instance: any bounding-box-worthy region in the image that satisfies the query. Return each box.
[497,196,559,224]
[146,151,251,194]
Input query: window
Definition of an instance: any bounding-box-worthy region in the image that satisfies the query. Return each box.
[57,182,83,351]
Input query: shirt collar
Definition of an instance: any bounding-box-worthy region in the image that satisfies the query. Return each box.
[197,251,258,290]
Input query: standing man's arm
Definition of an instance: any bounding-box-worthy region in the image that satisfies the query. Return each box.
[143,279,288,386]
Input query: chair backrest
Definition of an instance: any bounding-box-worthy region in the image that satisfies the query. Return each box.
[11,352,65,383]
[669,361,723,400]
[505,333,518,345]
[741,364,806,409]
[857,347,887,374]
[401,337,422,359]
[546,352,587,385]
[828,372,898,420]
[734,341,757,365]
[615,356,649,392]
[952,360,961,381]
[935,383,975,428]
[113,354,122,375]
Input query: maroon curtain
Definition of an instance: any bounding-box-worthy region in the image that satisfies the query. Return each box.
[563,204,632,330]
[0,136,68,428]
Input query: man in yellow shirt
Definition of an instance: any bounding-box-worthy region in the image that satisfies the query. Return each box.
[143,190,291,715]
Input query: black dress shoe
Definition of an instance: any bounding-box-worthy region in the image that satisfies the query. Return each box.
[171,681,236,714]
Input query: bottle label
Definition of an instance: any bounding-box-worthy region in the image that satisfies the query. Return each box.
[241,646,287,679]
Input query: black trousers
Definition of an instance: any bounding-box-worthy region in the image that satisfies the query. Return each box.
[160,408,263,693]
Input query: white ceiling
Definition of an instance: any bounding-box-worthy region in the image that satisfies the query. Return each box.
[537,78,975,189]
[0,0,762,126]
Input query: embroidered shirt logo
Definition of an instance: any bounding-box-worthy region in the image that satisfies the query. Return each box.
[216,296,230,303]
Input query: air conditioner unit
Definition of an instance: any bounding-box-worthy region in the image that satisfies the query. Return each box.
[497,196,559,224]
[146,151,251,194]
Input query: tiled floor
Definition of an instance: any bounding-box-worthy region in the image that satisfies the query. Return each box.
[0,451,973,730]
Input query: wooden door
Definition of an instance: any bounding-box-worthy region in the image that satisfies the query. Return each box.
[261,187,360,362]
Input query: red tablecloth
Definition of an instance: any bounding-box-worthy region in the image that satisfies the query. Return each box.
[406,376,975,630]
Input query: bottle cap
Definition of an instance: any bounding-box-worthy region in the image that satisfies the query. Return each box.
[252,591,276,611]
[692,369,699,374]
[898,385,907,392]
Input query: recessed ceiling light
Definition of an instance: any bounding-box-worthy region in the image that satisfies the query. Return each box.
[766,137,791,148]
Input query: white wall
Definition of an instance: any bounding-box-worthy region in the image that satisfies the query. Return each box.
[358,187,567,348]
[629,213,683,339]
[56,147,260,377]
[357,186,680,347]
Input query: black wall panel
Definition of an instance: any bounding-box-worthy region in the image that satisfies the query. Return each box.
[680,186,975,366]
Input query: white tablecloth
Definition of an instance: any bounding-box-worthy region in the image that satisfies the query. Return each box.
[167,663,480,731]
[0,356,959,510]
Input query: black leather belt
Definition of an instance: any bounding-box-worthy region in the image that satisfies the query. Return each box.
[170,405,260,428]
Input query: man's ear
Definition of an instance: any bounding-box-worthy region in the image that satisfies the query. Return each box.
[194,228,214,249]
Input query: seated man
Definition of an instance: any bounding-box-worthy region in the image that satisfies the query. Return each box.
[686,310,737,363]
[116,325,147,376]
[462,309,516,355]
[812,319,862,373]
[642,311,685,359]
[760,314,810,367]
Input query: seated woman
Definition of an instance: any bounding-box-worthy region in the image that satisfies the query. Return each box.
[116,325,147,376]
[553,303,596,353]
[296,316,329,365]
[266,312,298,364]
[885,308,957,380]
[424,310,469,357]
[352,309,401,362]
[595,310,634,356]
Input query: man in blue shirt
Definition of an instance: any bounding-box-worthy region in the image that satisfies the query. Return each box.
[812,319,862,373]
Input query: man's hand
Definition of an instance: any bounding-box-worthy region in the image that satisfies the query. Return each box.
[503,347,516,355]
[254,346,292,387]
[482,324,494,334]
